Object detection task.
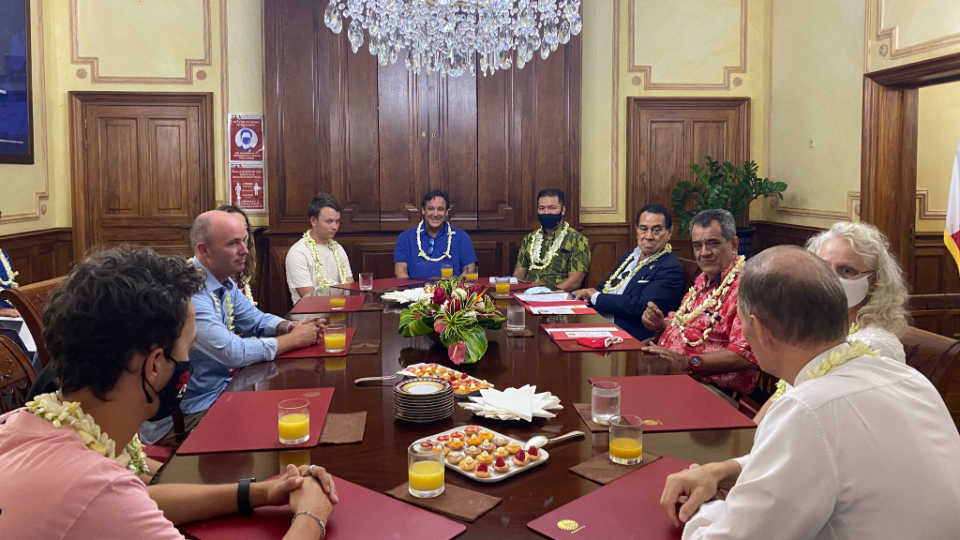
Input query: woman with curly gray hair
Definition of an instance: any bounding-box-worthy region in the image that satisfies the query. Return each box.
[752,221,909,423]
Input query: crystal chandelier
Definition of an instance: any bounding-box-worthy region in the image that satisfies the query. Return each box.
[323,0,582,77]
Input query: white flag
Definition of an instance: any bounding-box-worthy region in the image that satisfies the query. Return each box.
[945,136,960,272]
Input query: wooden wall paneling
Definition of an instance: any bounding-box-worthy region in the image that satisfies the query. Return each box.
[750,221,823,256]
[914,233,960,294]
[434,73,479,230]
[378,62,428,231]
[0,229,73,286]
[472,240,504,279]
[531,49,568,231]
[477,68,519,230]
[579,225,632,288]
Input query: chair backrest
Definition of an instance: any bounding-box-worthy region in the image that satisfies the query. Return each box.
[677,257,701,291]
[0,276,65,369]
[0,335,38,413]
[901,326,960,422]
[905,293,960,339]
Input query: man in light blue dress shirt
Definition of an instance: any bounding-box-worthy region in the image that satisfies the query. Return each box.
[140,210,325,445]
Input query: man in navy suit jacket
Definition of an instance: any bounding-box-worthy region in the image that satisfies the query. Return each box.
[571,204,685,341]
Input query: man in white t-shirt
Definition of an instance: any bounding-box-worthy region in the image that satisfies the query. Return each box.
[286,193,354,304]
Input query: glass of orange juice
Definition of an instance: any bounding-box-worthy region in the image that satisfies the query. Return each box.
[494,277,511,295]
[465,265,479,282]
[328,289,346,310]
[324,323,347,353]
[440,264,454,279]
[408,444,444,498]
[278,398,311,445]
[608,415,643,465]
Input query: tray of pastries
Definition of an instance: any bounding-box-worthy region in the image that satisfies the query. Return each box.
[402,363,494,396]
[412,425,548,483]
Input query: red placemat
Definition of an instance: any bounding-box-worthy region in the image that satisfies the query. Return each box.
[554,338,646,352]
[290,295,364,314]
[175,388,334,454]
[331,278,424,292]
[527,456,690,540]
[477,277,542,291]
[542,323,633,341]
[519,301,598,316]
[587,375,756,433]
[275,328,356,359]
[180,475,466,540]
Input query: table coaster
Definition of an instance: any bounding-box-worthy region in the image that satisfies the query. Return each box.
[569,451,662,485]
[573,402,609,432]
[349,339,380,355]
[503,328,535,338]
[318,411,367,444]
[386,482,502,523]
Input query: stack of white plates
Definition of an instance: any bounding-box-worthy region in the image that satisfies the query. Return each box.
[394,377,455,423]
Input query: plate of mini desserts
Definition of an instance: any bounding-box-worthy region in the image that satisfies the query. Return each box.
[401,364,494,396]
[413,425,548,483]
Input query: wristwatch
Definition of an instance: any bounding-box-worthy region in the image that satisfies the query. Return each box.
[687,355,703,374]
[238,477,256,515]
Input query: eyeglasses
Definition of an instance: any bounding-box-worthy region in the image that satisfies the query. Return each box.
[835,266,874,280]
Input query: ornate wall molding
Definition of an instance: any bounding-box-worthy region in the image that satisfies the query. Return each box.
[875,0,960,60]
[5,0,50,225]
[773,189,945,221]
[69,0,212,84]
[627,0,747,90]
[581,0,620,215]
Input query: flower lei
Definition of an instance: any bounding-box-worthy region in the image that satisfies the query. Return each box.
[241,280,257,306]
[210,292,235,332]
[303,231,349,290]
[528,222,570,271]
[671,256,746,346]
[602,244,672,293]
[26,393,149,476]
[771,323,864,401]
[0,250,18,288]
[416,221,454,262]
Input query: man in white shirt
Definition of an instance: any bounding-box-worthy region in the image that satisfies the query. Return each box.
[286,193,354,304]
[661,245,960,540]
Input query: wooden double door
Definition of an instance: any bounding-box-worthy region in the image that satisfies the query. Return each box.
[70,93,215,259]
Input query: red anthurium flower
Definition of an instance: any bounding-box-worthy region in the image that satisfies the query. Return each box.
[432,287,447,305]
[469,281,483,294]
[433,320,448,334]
[448,341,466,365]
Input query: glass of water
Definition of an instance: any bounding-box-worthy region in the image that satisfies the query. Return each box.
[506,305,525,331]
[359,272,374,291]
[591,381,621,425]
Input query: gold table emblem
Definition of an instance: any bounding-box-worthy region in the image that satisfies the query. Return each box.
[557,519,578,531]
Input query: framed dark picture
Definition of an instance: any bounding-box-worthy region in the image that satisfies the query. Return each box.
[0,0,34,165]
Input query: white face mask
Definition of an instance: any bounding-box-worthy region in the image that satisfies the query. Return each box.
[839,275,870,308]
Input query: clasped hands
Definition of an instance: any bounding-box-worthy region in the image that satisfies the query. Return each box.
[260,463,338,523]
[284,317,328,349]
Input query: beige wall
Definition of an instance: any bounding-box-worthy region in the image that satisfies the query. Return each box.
[0,0,265,237]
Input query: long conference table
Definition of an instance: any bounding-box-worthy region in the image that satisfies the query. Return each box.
[157,289,756,539]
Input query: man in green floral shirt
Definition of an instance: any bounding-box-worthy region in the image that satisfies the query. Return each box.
[513,189,591,292]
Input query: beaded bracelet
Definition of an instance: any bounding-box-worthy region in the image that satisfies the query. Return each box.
[291,511,326,539]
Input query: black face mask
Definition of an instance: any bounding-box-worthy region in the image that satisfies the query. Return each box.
[141,355,191,422]
[537,212,563,231]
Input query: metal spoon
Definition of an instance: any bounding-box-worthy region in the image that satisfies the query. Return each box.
[524,430,585,449]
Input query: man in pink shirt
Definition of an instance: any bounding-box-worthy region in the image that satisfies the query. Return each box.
[0,246,336,540]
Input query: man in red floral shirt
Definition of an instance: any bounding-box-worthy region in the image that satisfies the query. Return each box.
[641,209,759,397]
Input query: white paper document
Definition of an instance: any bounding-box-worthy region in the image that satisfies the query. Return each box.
[532,306,577,315]
[515,292,577,303]
[544,327,617,334]
[561,331,615,338]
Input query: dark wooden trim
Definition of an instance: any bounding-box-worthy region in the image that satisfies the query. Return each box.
[0,228,73,285]
[867,51,960,88]
[750,221,823,255]
[68,92,216,260]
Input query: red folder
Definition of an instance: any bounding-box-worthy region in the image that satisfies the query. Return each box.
[331,278,424,291]
[587,376,756,433]
[180,475,466,540]
[175,388,334,454]
[527,456,690,540]
[542,323,633,341]
[275,328,356,359]
[478,277,542,291]
[290,295,364,314]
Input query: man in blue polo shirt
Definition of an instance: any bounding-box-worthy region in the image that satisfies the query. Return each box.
[394,190,478,279]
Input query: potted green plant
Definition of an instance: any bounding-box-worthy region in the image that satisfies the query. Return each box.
[671,158,787,256]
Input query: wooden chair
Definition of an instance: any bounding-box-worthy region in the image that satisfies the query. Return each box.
[901,327,960,423]
[678,257,701,290]
[0,335,38,413]
[0,276,65,369]
[905,294,960,339]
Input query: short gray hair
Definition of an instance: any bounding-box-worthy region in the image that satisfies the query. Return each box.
[689,209,736,240]
[189,213,213,252]
[738,246,848,345]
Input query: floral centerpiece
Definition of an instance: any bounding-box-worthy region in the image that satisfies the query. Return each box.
[398,278,505,365]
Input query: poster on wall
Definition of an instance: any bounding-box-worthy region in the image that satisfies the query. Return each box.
[228,114,263,162]
[230,163,265,211]
[0,0,34,164]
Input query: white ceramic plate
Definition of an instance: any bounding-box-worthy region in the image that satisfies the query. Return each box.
[413,426,548,483]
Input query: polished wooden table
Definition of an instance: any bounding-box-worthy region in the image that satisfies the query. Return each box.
[158,294,756,539]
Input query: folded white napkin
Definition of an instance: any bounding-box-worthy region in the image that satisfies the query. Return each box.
[459,385,562,421]
[381,288,432,304]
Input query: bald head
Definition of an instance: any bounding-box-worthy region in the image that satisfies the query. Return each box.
[190,210,249,282]
[739,246,848,346]
[190,211,236,252]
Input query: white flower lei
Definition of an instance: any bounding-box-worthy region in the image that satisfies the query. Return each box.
[671,256,746,347]
[771,324,866,401]
[241,280,257,306]
[210,292,235,332]
[303,232,349,290]
[26,393,149,476]
[602,244,672,294]
[528,222,570,271]
[0,250,18,288]
[416,221,454,262]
